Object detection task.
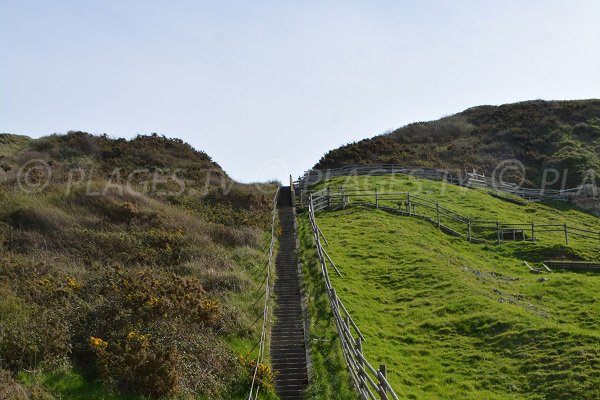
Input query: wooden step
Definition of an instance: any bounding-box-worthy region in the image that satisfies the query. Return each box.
[270,193,308,400]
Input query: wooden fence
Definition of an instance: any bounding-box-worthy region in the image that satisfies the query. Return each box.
[308,196,400,400]
[310,189,600,246]
[295,164,584,205]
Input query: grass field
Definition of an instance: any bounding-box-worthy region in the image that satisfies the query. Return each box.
[299,174,600,399]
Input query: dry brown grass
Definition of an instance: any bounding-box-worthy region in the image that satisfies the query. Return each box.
[0,370,29,400]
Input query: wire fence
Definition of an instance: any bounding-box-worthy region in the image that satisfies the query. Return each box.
[308,195,400,400]
[247,186,280,400]
[310,188,600,246]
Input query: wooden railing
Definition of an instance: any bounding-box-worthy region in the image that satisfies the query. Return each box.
[308,195,400,400]
[294,164,584,206]
[310,189,600,246]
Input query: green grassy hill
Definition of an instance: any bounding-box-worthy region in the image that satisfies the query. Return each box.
[315,99,600,187]
[0,132,278,399]
[299,174,600,399]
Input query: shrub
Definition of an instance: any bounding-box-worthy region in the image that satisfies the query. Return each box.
[170,326,240,396]
[238,353,275,392]
[90,332,178,398]
[0,286,70,371]
[81,268,221,339]
[51,226,193,267]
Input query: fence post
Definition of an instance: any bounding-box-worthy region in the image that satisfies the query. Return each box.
[496,221,501,244]
[378,364,388,400]
[436,202,440,228]
[341,187,346,209]
[407,192,412,216]
[290,175,295,207]
[467,219,471,242]
[343,316,351,358]
[356,337,366,393]
[332,288,339,319]
[564,223,569,245]
[375,189,379,209]
[531,222,535,242]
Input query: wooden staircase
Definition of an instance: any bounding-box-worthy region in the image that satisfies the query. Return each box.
[270,187,308,399]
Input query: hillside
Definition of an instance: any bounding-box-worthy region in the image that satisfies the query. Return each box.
[315,100,600,187]
[0,132,278,399]
[298,174,600,399]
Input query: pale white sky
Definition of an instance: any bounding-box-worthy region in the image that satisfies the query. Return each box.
[1,0,599,182]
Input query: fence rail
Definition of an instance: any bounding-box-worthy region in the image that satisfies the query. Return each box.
[309,189,600,246]
[308,195,400,400]
[248,186,280,400]
[294,164,588,206]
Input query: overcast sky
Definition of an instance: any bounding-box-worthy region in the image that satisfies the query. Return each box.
[2,0,599,182]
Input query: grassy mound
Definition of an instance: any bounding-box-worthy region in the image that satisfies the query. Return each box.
[299,174,600,399]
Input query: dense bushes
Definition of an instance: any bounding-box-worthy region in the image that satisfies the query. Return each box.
[0,286,70,371]
[78,268,242,397]
[90,333,178,398]
[0,132,276,398]
[0,245,249,397]
[84,268,221,331]
[315,99,600,187]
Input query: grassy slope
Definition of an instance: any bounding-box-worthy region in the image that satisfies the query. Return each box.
[0,132,279,399]
[297,221,355,399]
[0,134,31,157]
[300,175,600,399]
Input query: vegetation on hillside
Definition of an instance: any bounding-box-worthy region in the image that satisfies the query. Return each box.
[315,100,600,188]
[299,174,600,399]
[0,132,278,399]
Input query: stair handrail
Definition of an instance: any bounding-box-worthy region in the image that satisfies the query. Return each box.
[248,185,280,400]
